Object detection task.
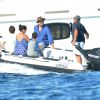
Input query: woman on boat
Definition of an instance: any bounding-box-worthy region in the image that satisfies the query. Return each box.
[34,16,55,57]
[14,25,29,56]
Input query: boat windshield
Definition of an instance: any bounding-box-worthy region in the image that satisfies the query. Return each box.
[46,23,70,40]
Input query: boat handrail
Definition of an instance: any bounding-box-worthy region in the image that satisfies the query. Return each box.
[46,47,72,52]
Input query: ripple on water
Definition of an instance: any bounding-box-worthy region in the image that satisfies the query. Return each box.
[0,71,100,100]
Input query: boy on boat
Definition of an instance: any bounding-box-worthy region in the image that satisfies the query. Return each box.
[5,25,16,53]
[0,25,16,56]
[72,15,89,64]
[34,16,55,57]
[27,32,38,57]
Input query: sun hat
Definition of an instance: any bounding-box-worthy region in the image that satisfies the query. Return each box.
[36,16,45,23]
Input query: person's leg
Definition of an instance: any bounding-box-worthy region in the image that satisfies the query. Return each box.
[39,42,45,57]
[0,41,6,57]
[0,42,2,53]
[0,41,6,53]
[0,42,2,57]
[73,42,84,64]
[34,42,44,57]
[75,54,82,64]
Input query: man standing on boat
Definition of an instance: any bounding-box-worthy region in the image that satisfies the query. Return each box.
[34,16,55,57]
[72,15,89,64]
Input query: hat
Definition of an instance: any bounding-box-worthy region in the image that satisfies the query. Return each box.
[36,16,45,23]
[74,15,81,21]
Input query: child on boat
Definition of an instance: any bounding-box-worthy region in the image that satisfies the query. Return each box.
[0,25,16,56]
[4,25,16,53]
[27,32,38,57]
[14,25,29,56]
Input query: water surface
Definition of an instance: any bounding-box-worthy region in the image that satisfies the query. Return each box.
[0,63,100,100]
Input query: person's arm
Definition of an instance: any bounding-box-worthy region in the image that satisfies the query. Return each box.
[72,29,78,46]
[84,32,89,39]
[24,35,30,42]
[83,26,89,39]
[34,25,37,33]
[46,27,55,49]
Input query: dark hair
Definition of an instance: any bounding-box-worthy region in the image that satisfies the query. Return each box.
[9,26,15,34]
[19,24,27,31]
[32,32,37,39]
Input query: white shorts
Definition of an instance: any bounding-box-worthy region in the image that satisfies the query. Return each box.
[72,42,84,55]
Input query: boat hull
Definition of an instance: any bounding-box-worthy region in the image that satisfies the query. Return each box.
[0,54,85,73]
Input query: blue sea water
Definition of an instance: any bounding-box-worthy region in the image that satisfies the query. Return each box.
[0,63,100,100]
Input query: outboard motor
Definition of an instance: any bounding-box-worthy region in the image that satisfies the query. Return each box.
[75,45,100,71]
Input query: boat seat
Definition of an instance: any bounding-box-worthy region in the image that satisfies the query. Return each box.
[43,48,75,60]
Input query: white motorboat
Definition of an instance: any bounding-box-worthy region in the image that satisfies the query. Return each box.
[0,48,87,73]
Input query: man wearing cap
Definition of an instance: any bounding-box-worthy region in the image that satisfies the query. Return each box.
[72,15,89,64]
[34,16,55,57]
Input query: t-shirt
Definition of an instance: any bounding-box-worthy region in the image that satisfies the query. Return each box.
[27,39,38,57]
[72,22,87,42]
[4,34,16,53]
